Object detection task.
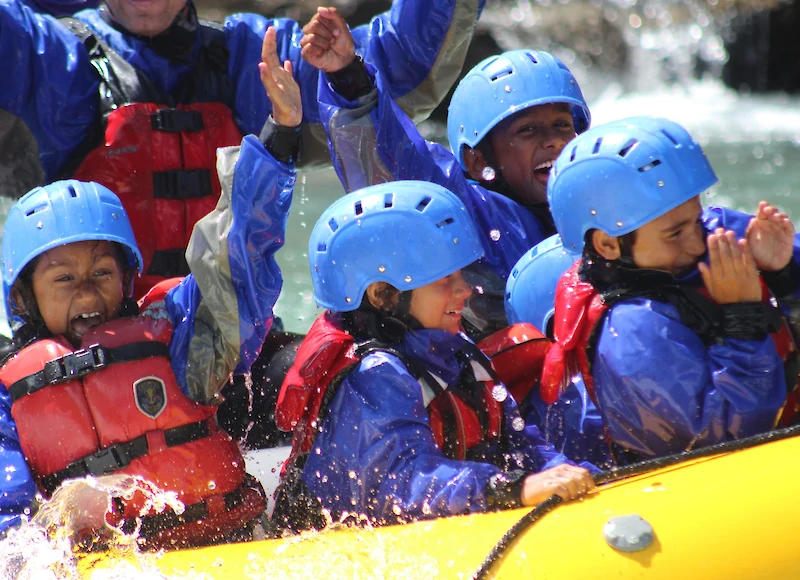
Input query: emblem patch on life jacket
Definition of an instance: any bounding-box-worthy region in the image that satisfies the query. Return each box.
[133,376,167,419]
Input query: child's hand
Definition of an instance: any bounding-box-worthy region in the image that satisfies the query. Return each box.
[746,201,795,272]
[259,26,302,128]
[520,464,594,506]
[698,228,762,304]
[300,7,356,73]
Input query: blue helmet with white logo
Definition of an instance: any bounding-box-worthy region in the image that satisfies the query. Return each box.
[309,181,485,312]
[447,50,591,170]
[548,116,718,254]
[2,180,142,313]
[505,235,576,333]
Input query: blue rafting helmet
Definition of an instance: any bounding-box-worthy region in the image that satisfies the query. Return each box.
[447,49,591,170]
[2,180,143,312]
[309,181,485,312]
[505,235,576,333]
[548,116,719,254]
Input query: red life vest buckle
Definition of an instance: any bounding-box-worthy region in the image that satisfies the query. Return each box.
[53,344,107,381]
[83,443,132,475]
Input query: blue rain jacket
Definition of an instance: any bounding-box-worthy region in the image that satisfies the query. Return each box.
[0,135,292,533]
[524,378,612,468]
[303,328,593,524]
[592,206,799,459]
[318,65,549,282]
[0,0,484,180]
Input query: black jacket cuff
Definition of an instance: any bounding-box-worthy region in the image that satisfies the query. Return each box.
[259,116,301,164]
[719,302,784,341]
[761,259,800,299]
[325,55,375,101]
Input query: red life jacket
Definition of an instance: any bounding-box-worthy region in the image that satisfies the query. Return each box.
[276,312,506,472]
[0,304,264,548]
[61,19,243,300]
[540,261,800,427]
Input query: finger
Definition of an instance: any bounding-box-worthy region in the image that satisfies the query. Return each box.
[284,59,293,76]
[738,238,758,273]
[261,26,282,70]
[706,232,722,276]
[304,16,336,40]
[756,201,769,220]
[698,262,713,293]
[715,231,735,277]
[258,61,278,93]
[318,6,348,35]
[301,33,333,51]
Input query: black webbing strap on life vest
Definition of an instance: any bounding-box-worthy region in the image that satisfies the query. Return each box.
[8,342,170,403]
[40,418,212,495]
[147,249,192,278]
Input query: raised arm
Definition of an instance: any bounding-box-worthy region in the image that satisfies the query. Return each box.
[165,30,298,404]
[225,1,484,166]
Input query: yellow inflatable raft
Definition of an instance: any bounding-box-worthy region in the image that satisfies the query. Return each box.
[78,427,800,579]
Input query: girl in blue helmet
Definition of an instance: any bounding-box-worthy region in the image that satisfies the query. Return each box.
[542,116,800,462]
[0,44,299,546]
[505,235,611,468]
[301,14,590,337]
[271,181,595,532]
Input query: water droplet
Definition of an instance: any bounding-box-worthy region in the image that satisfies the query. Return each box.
[590,209,597,216]
[490,229,501,241]
[207,481,217,491]
[481,166,496,181]
[36,221,43,229]
[348,470,357,479]
[453,238,459,244]
[657,180,665,187]
[392,504,403,516]
[512,417,526,431]
[405,275,412,283]
[378,265,386,272]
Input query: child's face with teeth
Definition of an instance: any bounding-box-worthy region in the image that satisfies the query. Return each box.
[30,240,126,346]
[487,102,576,205]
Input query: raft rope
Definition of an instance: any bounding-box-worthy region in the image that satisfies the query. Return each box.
[471,423,800,580]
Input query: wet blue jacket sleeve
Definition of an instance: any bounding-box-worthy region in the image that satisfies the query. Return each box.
[592,297,786,458]
[524,378,612,468]
[318,67,547,279]
[162,135,293,403]
[302,352,577,523]
[0,0,99,178]
[0,384,37,534]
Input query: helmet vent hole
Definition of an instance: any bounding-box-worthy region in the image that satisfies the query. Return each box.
[384,194,394,208]
[436,217,455,228]
[490,69,513,82]
[592,138,603,154]
[526,52,539,64]
[660,129,679,146]
[354,201,363,216]
[317,242,327,253]
[25,204,47,217]
[415,197,432,212]
[569,146,577,162]
[67,186,78,198]
[328,217,339,232]
[638,159,662,173]
[618,140,638,157]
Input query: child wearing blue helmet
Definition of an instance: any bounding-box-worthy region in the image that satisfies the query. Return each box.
[505,235,610,468]
[300,13,590,337]
[271,181,594,533]
[543,116,800,462]
[0,40,299,547]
